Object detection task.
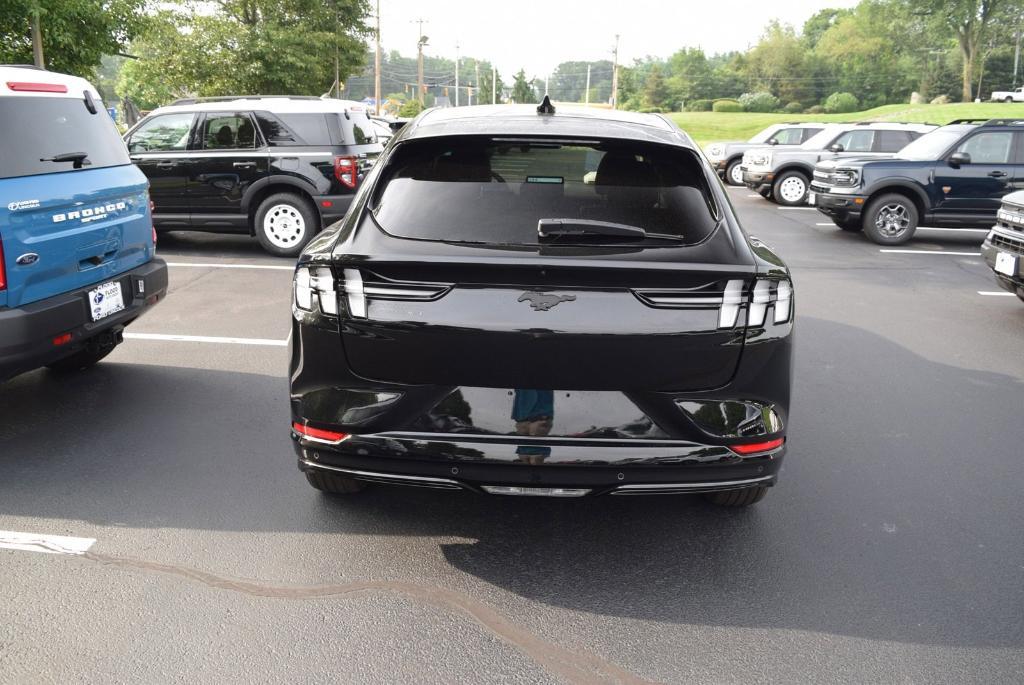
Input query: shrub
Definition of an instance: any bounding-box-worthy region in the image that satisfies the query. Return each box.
[398,99,424,117]
[784,101,803,114]
[823,92,860,114]
[686,99,713,112]
[739,91,781,113]
[638,106,665,113]
[805,105,824,114]
[930,94,951,105]
[712,99,744,113]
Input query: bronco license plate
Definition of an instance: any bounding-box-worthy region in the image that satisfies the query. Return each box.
[88,281,125,321]
[995,251,1017,276]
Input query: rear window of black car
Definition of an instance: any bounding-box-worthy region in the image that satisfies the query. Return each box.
[370,137,719,246]
[0,96,130,179]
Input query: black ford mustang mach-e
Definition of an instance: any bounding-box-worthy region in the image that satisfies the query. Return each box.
[288,100,794,506]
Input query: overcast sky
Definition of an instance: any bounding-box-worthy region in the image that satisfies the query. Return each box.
[376,0,860,79]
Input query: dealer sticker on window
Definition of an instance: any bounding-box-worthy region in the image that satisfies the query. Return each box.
[88,281,125,321]
[995,251,1016,277]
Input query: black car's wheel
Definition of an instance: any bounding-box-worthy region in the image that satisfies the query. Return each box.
[704,485,768,507]
[759,187,774,201]
[772,170,810,206]
[725,159,744,186]
[255,193,318,258]
[863,193,918,245]
[46,346,116,373]
[833,217,862,232]
[305,471,367,495]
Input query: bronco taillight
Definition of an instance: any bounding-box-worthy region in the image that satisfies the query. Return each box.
[334,156,358,189]
[0,236,6,291]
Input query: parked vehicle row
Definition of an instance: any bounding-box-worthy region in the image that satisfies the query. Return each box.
[0,66,168,381]
[704,123,826,186]
[123,96,386,256]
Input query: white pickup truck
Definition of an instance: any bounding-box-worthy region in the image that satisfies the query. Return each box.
[991,87,1024,102]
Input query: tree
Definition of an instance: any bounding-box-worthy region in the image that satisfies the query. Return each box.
[666,48,714,106]
[117,0,369,109]
[917,0,1006,101]
[642,64,671,110]
[475,65,505,105]
[0,0,146,78]
[743,21,815,104]
[510,69,534,103]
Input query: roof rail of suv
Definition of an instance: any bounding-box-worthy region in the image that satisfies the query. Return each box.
[169,95,324,106]
[0,64,45,70]
[946,118,991,125]
[980,119,1024,127]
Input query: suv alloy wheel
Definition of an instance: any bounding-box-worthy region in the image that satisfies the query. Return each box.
[255,192,317,257]
[726,159,744,186]
[863,193,918,245]
[773,170,809,206]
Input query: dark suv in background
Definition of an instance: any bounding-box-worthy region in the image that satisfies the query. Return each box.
[811,119,1024,244]
[123,96,385,256]
[288,102,794,507]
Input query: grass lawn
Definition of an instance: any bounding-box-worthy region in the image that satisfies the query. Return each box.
[668,103,1024,146]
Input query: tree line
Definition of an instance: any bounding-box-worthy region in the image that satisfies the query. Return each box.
[1,0,1021,114]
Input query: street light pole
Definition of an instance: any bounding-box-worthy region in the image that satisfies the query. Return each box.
[585,64,591,106]
[412,18,428,105]
[611,34,620,109]
[455,43,459,107]
[374,0,381,115]
[492,64,496,104]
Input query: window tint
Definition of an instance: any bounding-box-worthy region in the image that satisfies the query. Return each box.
[771,128,804,145]
[128,112,195,153]
[0,96,131,179]
[832,129,875,152]
[254,111,297,145]
[800,127,824,143]
[956,132,1014,164]
[276,113,331,145]
[371,138,719,246]
[201,113,257,150]
[347,113,375,145]
[878,130,912,152]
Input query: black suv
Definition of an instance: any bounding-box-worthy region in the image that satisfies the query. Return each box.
[288,101,794,507]
[123,96,385,256]
[811,119,1024,244]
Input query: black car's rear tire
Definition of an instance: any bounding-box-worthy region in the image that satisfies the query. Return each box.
[46,346,116,373]
[704,485,768,507]
[834,217,862,231]
[772,170,809,206]
[305,471,367,495]
[254,193,318,258]
[725,159,744,186]
[863,193,918,245]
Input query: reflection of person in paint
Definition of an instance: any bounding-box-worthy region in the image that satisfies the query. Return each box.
[512,389,553,464]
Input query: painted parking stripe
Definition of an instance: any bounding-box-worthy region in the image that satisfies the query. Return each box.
[978,291,1016,297]
[814,222,988,233]
[0,530,95,556]
[166,262,293,271]
[879,249,981,256]
[124,332,288,347]
[746,194,761,198]
[777,206,817,210]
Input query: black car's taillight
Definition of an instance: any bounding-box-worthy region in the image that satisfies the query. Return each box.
[294,266,339,315]
[294,266,453,319]
[334,155,358,189]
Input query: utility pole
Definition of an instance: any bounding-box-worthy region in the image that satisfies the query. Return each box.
[1014,28,1022,89]
[412,18,428,104]
[545,74,549,96]
[455,43,460,107]
[474,62,480,107]
[611,34,620,109]
[334,4,341,98]
[492,64,496,104]
[30,7,44,68]
[374,0,381,115]
[584,64,591,106]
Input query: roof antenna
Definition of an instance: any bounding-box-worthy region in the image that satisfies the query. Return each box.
[536,95,555,115]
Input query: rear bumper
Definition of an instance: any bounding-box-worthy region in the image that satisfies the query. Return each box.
[292,433,784,496]
[313,194,356,225]
[0,259,168,380]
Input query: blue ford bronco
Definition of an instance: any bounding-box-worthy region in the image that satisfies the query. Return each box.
[0,66,168,381]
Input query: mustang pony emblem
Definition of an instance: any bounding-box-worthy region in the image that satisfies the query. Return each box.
[518,291,576,311]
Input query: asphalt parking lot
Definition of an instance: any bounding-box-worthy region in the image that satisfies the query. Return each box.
[2,190,1022,684]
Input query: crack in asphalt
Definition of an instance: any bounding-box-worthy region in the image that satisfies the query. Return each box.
[82,551,658,685]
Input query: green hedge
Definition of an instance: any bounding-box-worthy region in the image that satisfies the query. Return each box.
[738,92,780,113]
[712,99,743,113]
[686,99,713,112]
[823,92,860,114]
[784,101,803,114]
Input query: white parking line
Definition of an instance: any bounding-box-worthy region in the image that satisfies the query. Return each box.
[0,530,95,556]
[166,262,293,271]
[978,291,1015,297]
[814,222,988,233]
[879,249,981,256]
[777,206,816,210]
[746,194,761,198]
[124,333,288,346]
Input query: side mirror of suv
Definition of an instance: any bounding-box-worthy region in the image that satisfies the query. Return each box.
[949,151,971,167]
[829,143,845,153]
[768,138,779,146]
